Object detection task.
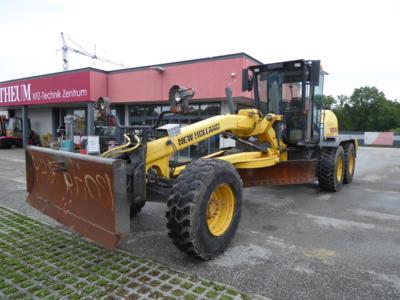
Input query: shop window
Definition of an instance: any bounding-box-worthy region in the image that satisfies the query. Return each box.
[129,106,152,116]
[153,105,165,116]
[177,120,190,159]
[209,134,220,153]
[128,103,220,118]
[237,102,254,110]
[111,108,117,116]
[6,118,22,132]
[187,104,200,116]
[94,107,117,136]
[73,110,86,135]
[145,119,154,126]
[189,140,207,159]
[62,108,86,135]
[129,105,169,117]
[130,120,146,126]
[200,103,220,115]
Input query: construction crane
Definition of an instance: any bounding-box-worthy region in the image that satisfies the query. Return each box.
[60,32,126,71]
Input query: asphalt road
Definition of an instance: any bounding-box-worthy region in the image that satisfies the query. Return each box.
[0,147,399,299]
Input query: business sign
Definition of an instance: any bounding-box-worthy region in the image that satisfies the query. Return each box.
[0,71,92,107]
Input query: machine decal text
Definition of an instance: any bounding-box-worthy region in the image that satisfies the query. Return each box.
[177,123,221,146]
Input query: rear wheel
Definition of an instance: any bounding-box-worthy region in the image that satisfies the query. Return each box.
[343,143,356,184]
[166,159,242,260]
[318,146,345,192]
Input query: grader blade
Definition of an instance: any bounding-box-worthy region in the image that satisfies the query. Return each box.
[238,160,318,187]
[25,146,130,250]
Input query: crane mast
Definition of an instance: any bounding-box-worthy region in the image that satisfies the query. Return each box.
[60,32,125,71]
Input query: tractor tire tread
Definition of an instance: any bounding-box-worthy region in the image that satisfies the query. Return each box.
[166,158,241,260]
[343,143,355,184]
[318,147,344,192]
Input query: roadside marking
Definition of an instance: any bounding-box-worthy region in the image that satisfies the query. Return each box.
[6,177,26,184]
[317,194,332,201]
[292,265,315,275]
[211,244,271,267]
[0,157,25,163]
[368,270,400,293]
[126,230,166,243]
[363,187,400,195]
[303,248,336,264]
[361,174,382,182]
[354,209,400,221]
[243,230,298,250]
[304,213,375,230]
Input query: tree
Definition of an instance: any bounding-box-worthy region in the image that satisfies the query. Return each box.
[320,95,336,109]
[331,86,400,131]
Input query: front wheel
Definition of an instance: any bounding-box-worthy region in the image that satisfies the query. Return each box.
[166,159,242,260]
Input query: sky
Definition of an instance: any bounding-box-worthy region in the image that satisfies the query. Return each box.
[0,0,399,100]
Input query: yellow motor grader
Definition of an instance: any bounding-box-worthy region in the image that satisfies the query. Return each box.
[26,59,357,260]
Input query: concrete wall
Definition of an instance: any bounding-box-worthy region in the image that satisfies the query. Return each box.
[28,107,53,135]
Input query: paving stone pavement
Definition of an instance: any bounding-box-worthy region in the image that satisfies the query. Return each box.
[0,205,260,300]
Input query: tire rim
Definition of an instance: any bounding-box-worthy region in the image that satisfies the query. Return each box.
[206,184,235,236]
[348,151,355,175]
[336,155,344,182]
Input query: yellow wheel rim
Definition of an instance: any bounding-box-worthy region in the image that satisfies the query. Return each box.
[336,155,344,182]
[206,184,235,237]
[348,151,355,175]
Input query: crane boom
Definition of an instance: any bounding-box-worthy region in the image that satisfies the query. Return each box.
[60,32,125,71]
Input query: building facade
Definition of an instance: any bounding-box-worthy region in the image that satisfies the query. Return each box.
[0,53,261,157]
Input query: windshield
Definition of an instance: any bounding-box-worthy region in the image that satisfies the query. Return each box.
[255,68,304,115]
[251,61,324,144]
[254,68,308,143]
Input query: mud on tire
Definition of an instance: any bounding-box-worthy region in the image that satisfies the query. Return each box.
[166,159,242,260]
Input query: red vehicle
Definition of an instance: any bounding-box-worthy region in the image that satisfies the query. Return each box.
[0,116,23,148]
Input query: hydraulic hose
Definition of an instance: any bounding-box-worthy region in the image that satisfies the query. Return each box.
[101,134,132,158]
[113,135,141,154]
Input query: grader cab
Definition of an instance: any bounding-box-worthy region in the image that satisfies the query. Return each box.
[25,59,357,260]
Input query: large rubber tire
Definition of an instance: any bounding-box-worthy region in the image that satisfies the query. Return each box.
[343,143,356,184]
[318,146,345,192]
[166,159,242,260]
